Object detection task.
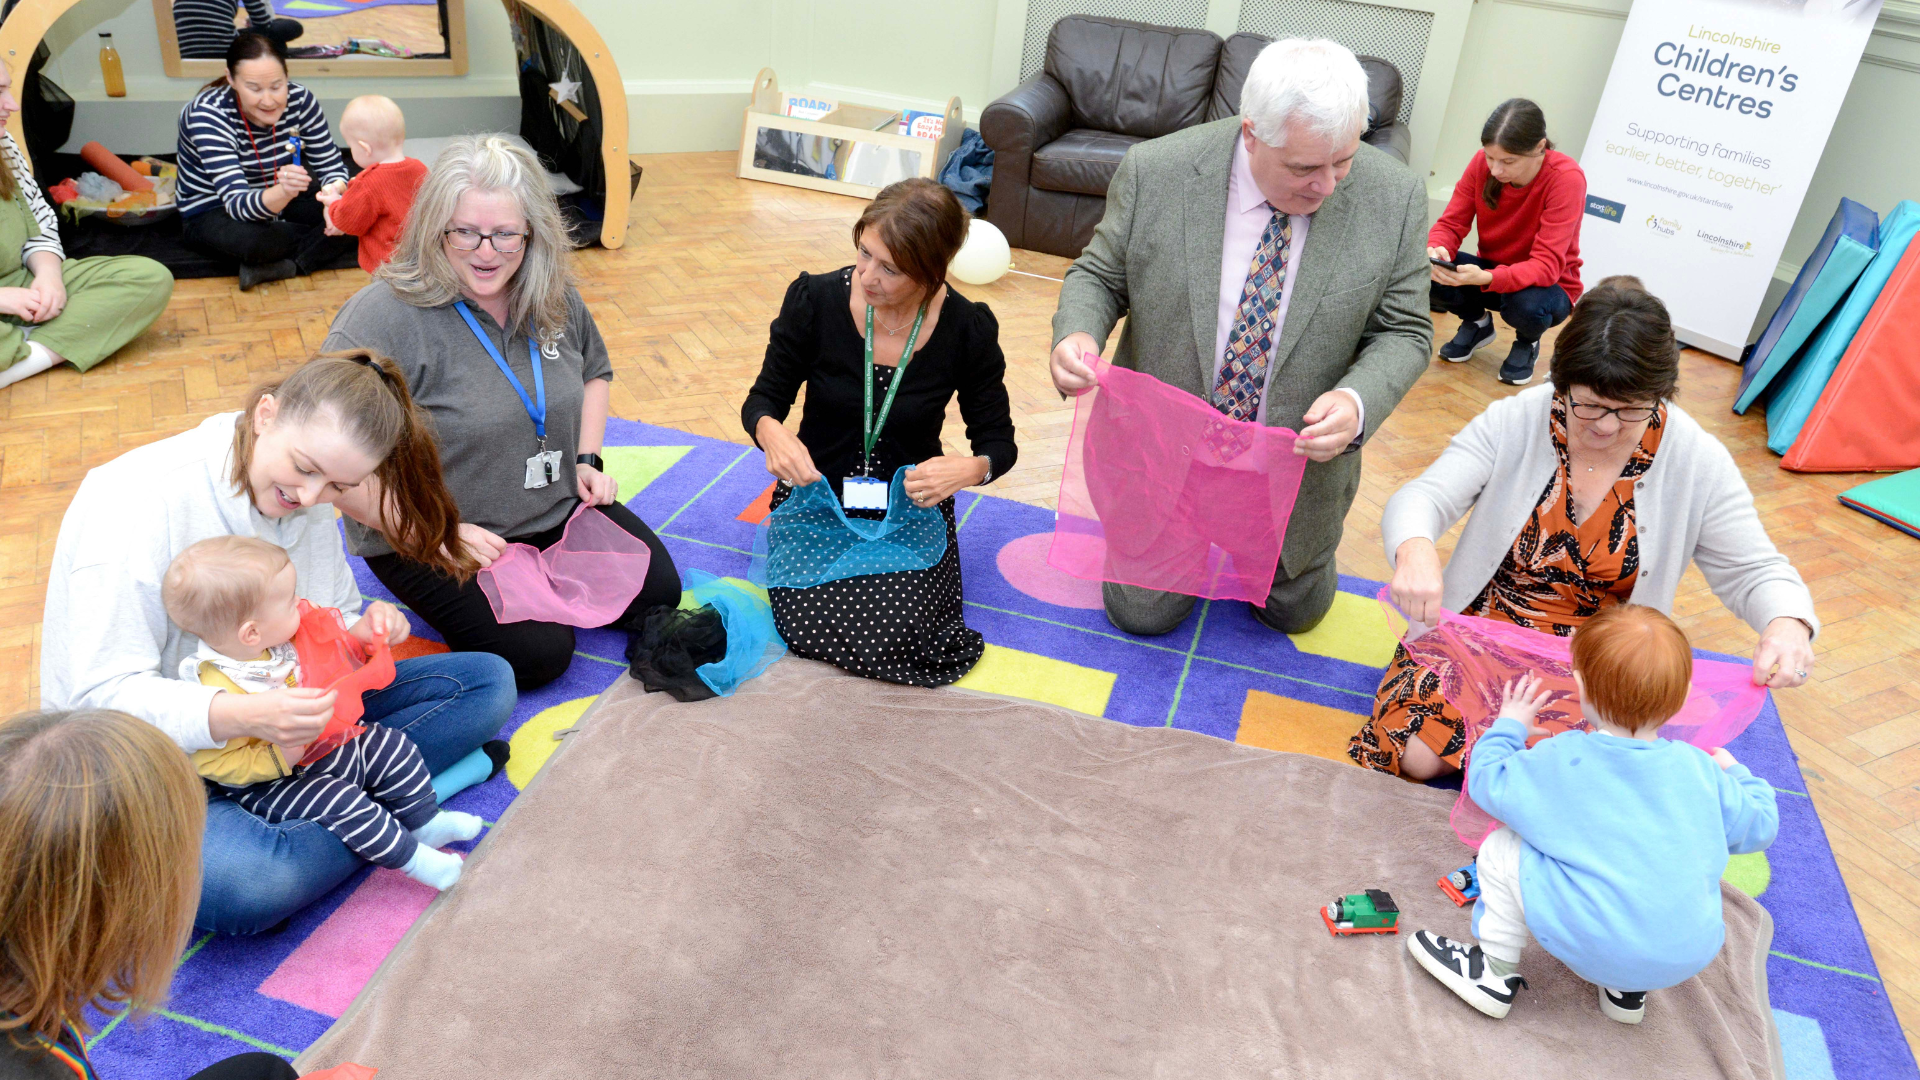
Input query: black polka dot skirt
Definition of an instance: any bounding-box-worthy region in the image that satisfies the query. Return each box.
[767,488,984,688]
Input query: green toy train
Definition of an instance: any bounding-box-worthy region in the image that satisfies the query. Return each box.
[1321,889,1400,936]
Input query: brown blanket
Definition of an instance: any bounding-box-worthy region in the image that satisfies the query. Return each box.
[298,659,1781,1079]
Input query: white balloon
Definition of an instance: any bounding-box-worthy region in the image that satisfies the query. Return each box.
[948,217,1011,286]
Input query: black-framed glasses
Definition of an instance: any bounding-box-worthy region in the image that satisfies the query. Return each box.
[1569,400,1657,423]
[443,228,528,253]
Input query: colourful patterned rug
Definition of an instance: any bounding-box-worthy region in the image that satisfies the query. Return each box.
[88,420,1915,1080]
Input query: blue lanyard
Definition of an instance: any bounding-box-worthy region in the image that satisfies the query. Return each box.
[454,300,545,441]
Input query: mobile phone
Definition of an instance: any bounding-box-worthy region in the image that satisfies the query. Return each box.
[1429,256,1457,271]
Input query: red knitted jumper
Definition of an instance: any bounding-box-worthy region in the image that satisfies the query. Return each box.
[1428,148,1586,303]
[326,157,429,273]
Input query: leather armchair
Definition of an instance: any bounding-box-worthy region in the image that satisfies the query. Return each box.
[982,17,1413,259]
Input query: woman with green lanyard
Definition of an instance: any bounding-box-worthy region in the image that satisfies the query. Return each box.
[325,135,682,690]
[0,60,173,390]
[742,178,1017,686]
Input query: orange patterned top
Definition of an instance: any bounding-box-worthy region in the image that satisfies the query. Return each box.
[1463,396,1666,635]
[1348,395,1667,774]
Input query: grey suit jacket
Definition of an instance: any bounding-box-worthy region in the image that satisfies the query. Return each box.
[1052,118,1434,577]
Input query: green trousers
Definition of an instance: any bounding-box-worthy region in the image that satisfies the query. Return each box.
[0,255,174,372]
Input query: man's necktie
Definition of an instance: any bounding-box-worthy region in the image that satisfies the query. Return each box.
[1211,209,1292,422]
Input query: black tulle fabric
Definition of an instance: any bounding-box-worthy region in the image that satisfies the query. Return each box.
[624,604,729,702]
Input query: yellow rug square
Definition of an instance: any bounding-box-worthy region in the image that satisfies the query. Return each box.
[1286,590,1405,667]
[952,644,1116,717]
[1235,690,1364,764]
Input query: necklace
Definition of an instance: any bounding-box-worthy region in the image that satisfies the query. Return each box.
[876,309,913,336]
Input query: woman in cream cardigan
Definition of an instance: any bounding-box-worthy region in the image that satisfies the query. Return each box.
[1349,276,1817,779]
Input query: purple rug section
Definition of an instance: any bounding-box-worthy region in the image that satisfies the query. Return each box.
[83,418,1914,1080]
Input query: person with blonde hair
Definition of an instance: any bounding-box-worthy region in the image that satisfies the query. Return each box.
[41,352,516,935]
[324,134,682,690]
[0,708,299,1078]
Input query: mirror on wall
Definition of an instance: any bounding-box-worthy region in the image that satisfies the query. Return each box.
[153,0,467,77]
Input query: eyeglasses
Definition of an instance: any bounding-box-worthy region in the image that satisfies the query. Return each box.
[1569,400,1657,424]
[443,228,528,253]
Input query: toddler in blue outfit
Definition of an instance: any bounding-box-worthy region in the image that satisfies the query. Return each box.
[1409,604,1779,1024]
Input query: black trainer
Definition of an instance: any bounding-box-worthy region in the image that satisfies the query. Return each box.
[1600,987,1647,1024]
[1439,316,1495,362]
[1497,339,1541,385]
[1408,930,1528,1019]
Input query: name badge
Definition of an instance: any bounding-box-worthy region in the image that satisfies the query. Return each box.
[841,476,889,511]
[524,449,564,489]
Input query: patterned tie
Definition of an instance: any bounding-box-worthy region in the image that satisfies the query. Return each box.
[1211,209,1293,422]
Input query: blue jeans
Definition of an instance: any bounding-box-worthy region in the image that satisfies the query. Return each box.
[1429,252,1573,342]
[194,652,516,935]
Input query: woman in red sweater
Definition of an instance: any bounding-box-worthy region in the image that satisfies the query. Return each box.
[1428,98,1585,385]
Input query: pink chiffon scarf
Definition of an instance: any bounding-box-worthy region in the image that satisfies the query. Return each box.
[1378,591,1770,847]
[1048,357,1308,605]
[478,504,654,627]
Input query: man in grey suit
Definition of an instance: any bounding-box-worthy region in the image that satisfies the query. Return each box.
[1050,38,1433,637]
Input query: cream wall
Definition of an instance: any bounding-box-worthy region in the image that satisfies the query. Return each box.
[33,0,1920,290]
[34,0,1004,154]
[1418,0,1920,291]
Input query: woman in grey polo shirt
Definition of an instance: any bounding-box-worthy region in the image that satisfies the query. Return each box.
[327,135,681,690]
[1348,277,1817,779]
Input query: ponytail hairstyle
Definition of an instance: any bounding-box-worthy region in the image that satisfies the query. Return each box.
[230,351,479,580]
[1480,98,1552,211]
[0,710,205,1044]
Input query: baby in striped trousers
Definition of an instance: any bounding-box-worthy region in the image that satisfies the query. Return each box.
[163,536,481,890]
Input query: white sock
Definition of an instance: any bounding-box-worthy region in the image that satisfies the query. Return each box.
[0,341,61,390]
[1471,314,1492,328]
[400,844,464,890]
[411,809,484,849]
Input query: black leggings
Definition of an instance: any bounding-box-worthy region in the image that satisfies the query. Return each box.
[188,1052,297,1080]
[365,501,682,690]
[182,188,357,274]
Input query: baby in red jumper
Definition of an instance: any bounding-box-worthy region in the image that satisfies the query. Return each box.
[317,95,428,273]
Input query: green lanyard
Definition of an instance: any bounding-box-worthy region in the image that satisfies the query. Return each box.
[861,300,928,472]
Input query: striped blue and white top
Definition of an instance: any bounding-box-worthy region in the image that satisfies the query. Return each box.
[176,82,346,221]
[172,0,276,60]
[3,132,64,263]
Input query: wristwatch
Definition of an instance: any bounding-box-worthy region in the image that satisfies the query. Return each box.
[979,457,994,485]
[577,452,604,471]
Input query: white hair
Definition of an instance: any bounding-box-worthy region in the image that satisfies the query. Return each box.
[1240,38,1371,150]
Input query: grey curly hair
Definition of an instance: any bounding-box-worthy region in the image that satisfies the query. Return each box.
[377,134,575,342]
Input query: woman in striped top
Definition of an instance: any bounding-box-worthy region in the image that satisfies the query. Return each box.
[0,61,174,390]
[170,0,302,61]
[178,31,353,290]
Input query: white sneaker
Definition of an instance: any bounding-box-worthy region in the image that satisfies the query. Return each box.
[1599,986,1647,1024]
[1408,930,1528,1019]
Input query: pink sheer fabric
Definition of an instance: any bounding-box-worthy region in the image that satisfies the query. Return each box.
[1376,590,1770,847]
[478,504,654,626]
[1048,357,1308,604]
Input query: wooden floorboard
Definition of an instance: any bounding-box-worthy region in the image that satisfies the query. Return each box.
[1,150,1914,1055]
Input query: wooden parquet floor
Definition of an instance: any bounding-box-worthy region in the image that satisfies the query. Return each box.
[1,151,1916,1054]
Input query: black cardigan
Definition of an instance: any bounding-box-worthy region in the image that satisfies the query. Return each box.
[740,268,1018,487]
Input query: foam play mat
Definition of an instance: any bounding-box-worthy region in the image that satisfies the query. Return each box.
[84,420,1916,1080]
[295,663,1779,1079]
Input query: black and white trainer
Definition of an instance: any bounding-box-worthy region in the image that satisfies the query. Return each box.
[1439,315,1496,362]
[1408,930,1528,1019]
[1497,339,1541,385]
[1599,987,1647,1024]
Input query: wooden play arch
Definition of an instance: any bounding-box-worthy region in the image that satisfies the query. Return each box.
[0,0,633,247]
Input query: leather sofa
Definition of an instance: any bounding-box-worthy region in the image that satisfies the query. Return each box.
[981,16,1411,258]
